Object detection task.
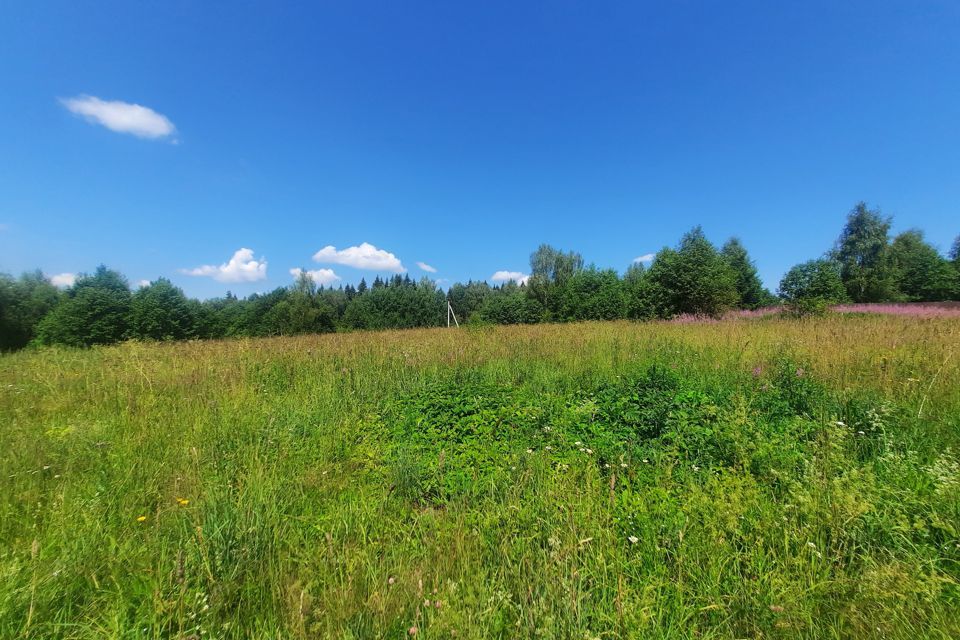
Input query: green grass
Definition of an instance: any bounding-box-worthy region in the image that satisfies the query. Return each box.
[1,316,958,638]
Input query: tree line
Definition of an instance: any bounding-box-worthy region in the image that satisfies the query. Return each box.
[1,202,958,350]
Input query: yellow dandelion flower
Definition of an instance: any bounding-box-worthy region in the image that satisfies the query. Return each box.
[137,515,147,522]
[176,498,190,507]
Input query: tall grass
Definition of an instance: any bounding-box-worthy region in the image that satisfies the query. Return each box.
[0,316,958,638]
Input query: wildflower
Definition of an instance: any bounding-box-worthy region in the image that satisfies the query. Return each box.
[857,430,865,436]
[526,448,533,454]
[752,366,762,377]
[770,605,784,613]
[545,445,552,451]
[641,459,648,464]
[586,448,593,455]
[692,465,700,472]
[574,441,582,446]
[543,426,552,432]
[409,626,418,636]
[604,463,611,468]
[424,599,431,607]
[628,535,639,544]
[176,498,190,506]
[835,421,846,427]
[388,576,395,585]
[137,515,147,522]
[434,600,442,608]
[796,367,805,377]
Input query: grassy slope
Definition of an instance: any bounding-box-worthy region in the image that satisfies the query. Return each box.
[0,316,958,639]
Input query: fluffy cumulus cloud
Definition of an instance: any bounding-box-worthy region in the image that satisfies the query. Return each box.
[416,261,437,273]
[138,280,151,288]
[60,95,176,140]
[49,272,76,288]
[289,267,341,286]
[182,248,267,283]
[633,253,655,263]
[312,242,405,273]
[491,270,530,285]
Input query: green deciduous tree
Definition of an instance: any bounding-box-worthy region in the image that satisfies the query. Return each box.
[130,278,196,340]
[478,288,545,325]
[36,266,132,347]
[0,271,61,350]
[646,227,739,317]
[833,202,897,302]
[889,230,958,302]
[778,259,847,314]
[447,281,493,323]
[623,262,661,321]
[527,244,583,317]
[558,267,624,321]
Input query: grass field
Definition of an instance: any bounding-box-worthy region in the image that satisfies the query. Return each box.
[1,315,958,639]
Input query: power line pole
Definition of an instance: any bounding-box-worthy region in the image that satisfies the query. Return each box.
[447,301,460,328]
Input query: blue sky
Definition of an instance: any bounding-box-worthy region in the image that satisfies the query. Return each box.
[1,1,958,298]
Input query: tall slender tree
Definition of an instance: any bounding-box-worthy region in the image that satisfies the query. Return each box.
[833,202,897,302]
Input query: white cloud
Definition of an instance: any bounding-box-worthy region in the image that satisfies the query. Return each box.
[312,242,405,272]
[416,261,437,273]
[138,279,151,288]
[491,270,530,285]
[50,272,76,288]
[182,248,267,283]
[60,95,176,140]
[633,253,655,263]
[290,267,341,286]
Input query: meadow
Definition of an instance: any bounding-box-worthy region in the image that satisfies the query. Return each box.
[0,315,958,639]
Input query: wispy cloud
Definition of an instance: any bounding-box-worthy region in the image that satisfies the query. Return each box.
[633,253,655,263]
[182,248,267,282]
[138,279,151,288]
[491,270,530,285]
[60,95,176,140]
[290,267,341,286]
[313,242,405,272]
[49,273,76,288]
[416,261,437,273]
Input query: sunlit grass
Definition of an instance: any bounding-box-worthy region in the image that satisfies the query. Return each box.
[1,315,958,638]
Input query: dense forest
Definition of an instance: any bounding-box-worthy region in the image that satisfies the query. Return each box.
[2,203,958,350]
